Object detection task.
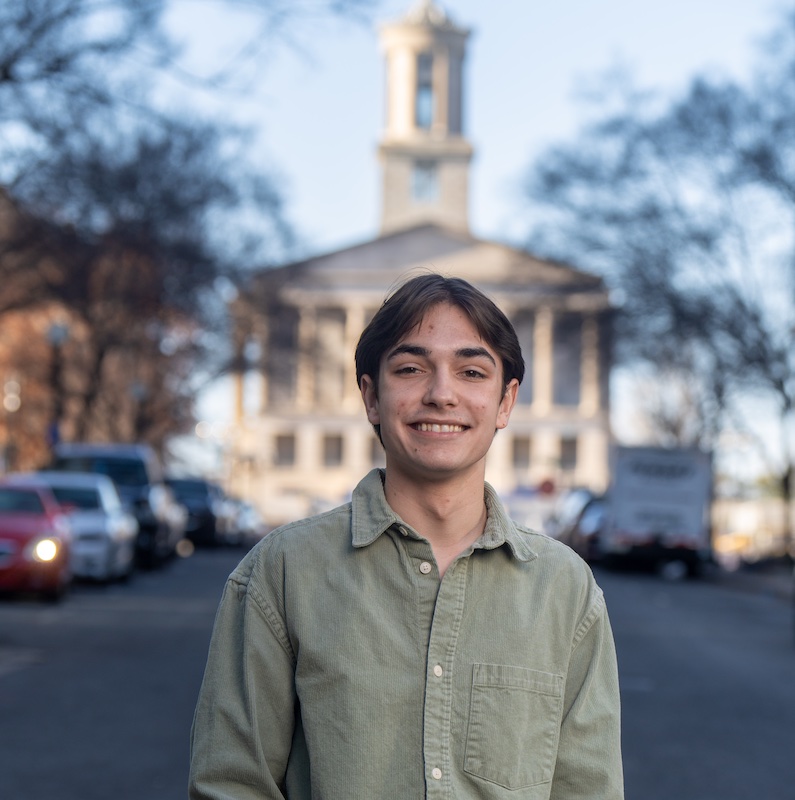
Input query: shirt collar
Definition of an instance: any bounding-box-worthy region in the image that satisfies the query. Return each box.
[351,468,537,563]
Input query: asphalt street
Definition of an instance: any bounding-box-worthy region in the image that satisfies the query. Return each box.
[600,561,794,799]
[0,547,792,799]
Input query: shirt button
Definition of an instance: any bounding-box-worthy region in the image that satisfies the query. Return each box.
[397,526,408,536]
[433,664,443,677]
[431,768,442,780]
[419,561,432,574]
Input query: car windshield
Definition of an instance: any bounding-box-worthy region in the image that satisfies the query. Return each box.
[0,488,45,513]
[54,456,148,487]
[579,501,606,535]
[50,487,101,510]
[167,480,210,500]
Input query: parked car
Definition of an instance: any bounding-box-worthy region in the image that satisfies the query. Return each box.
[544,488,596,542]
[9,472,138,582]
[545,488,606,563]
[558,495,607,563]
[231,499,269,546]
[0,480,73,601]
[165,477,238,547]
[49,443,185,568]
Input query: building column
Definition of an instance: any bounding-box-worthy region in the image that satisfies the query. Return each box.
[344,305,366,411]
[533,308,554,415]
[533,429,561,487]
[577,428,609,493]
[256,324,269,415]
[580,315,600,416]
[485,431,513,494]
[232,338,245,424]
[296,306,316,411]
[432,48,449,135]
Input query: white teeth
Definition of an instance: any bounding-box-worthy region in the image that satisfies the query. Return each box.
[416,423,465,433]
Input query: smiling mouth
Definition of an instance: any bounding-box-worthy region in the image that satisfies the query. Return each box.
[414,423,466,433]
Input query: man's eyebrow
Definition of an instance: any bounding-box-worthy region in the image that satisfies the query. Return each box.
[386,344,497,367]
[386,344,429,360]
[457,347,497,366]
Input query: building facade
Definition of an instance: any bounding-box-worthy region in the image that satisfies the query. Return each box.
[225,1,614,526]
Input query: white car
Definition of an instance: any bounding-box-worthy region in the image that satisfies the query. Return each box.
[9,472,138,582]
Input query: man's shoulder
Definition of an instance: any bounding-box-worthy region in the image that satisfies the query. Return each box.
[510,521,599,585]
[513,522,568,550]
[232,502,353,584]
[269,501,353,543]
[263,502,354,557]
[507,524,606,631]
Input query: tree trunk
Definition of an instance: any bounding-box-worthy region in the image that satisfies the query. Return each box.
[782,465,794,560]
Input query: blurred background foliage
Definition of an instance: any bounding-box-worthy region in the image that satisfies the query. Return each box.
[0,0,377,462]
[523,6,795,534]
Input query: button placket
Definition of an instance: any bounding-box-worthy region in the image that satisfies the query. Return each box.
[422,559,468,797]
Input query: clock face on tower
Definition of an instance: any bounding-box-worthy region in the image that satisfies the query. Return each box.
[412,160,438,203]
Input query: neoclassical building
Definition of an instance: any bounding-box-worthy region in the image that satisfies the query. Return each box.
[225,0,614,525]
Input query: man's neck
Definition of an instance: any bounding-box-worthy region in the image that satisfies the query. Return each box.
[383,469,488,576]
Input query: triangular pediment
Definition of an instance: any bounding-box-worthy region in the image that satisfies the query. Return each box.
[248,223,609,312]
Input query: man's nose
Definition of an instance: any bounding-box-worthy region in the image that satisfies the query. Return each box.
[423,370,457,406]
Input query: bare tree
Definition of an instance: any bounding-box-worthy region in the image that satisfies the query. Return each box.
[523,8,795,550]
[0,0,376,459]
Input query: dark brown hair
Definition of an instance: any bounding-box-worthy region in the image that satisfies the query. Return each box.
[356,273,525,392]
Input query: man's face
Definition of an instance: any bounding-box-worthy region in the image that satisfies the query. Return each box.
[360,302,518,486]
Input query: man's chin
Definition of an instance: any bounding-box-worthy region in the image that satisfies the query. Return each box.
[385,456,486,485]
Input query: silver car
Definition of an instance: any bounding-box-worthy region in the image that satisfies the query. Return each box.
[10,472,138,582]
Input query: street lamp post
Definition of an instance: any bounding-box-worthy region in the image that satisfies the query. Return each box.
[129,380,149,439]
[3,378,21,472]
[47,322,70,449]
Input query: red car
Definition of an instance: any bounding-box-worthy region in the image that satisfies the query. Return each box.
[0,481,73,601]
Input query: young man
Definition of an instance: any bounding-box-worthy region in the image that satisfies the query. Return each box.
[189,274,624,799]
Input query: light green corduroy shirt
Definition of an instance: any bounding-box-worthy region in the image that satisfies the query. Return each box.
[190,469,623,799]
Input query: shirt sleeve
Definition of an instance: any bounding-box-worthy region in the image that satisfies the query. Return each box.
[189,550,297,800]
[549,576,625,799]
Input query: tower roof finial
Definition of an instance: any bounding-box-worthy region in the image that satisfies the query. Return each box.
[403,1,461,31]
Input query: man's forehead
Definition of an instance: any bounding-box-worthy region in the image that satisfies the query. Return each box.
[402,303,480,337]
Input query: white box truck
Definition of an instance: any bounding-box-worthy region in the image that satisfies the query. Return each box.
[602,445,713,577]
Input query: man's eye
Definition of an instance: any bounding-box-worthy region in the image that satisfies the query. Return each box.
[463,369,486,379]
[395,366,419,374]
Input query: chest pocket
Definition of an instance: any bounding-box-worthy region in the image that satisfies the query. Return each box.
[464,663,563,790]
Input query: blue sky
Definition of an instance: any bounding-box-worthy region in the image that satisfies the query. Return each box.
[165,0,781,255]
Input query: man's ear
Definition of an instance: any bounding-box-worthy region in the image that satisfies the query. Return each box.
[360,374,380,425]
[496,378,519,430]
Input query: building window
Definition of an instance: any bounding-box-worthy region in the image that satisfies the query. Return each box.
[416,52,433,128]
[266,306,299,408]
[512,436,532,470]
[599,314,611,412]
[412,160,438,203]
[560,436,578,472]
[323,434,344,467]
[274,434,295,466]
[513,312,534,405]
[553,314,582,407]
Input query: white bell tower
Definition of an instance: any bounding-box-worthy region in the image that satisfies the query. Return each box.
[378,1,473,234]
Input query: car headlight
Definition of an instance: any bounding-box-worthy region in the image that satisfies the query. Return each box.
[26,537,61,563]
